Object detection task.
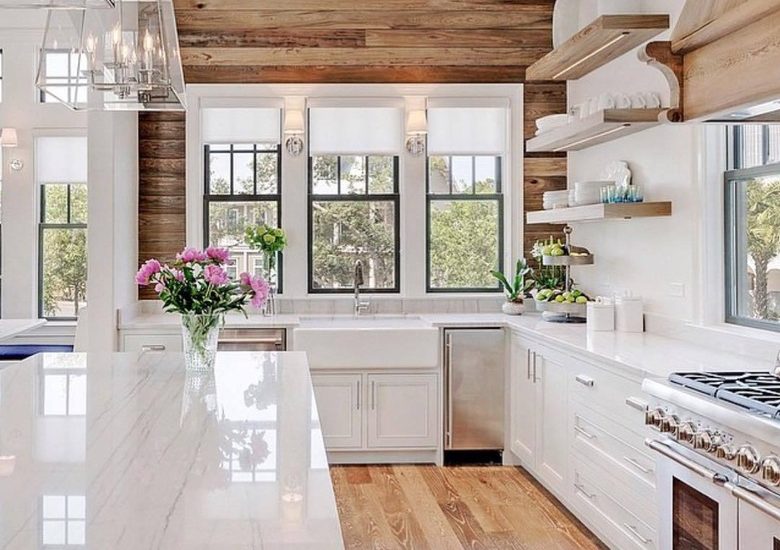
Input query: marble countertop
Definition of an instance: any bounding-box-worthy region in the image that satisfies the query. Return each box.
[119,311,775,381]
[0,319,46,341]
[0,352,344,549]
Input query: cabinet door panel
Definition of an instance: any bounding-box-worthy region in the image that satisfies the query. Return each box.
[122,334,182,353]
[311,373,363,449]
[536,352,569,495]
[367,374,438,449]
[510,337,536,467]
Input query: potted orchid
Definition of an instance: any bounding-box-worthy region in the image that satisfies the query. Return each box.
[135,246,270,372]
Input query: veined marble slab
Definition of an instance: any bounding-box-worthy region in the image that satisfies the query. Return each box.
[0,352,344,549]
[0,319,46,342]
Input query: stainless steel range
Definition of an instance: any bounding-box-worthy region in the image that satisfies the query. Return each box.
[643,370,780,549]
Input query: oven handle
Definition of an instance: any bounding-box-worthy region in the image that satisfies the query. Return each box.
[645,439,727,485]
[727,483,780,522]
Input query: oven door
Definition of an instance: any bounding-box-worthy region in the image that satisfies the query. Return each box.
[737,478,780,549]
[647,438,738,550]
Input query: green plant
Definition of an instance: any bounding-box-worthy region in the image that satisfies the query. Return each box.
[530,237,566,291]
[245,224,287,275]
[491,259,534,302]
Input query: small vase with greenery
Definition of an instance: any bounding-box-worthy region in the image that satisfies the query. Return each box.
[245,224,287,315]
[491,259,535,315]
[135,246,269,372]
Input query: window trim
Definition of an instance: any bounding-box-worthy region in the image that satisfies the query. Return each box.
[203,143,284,292]
[38,183,88,321]
[425,155,504,293]
[307,154,402,294]
[724,159,780,332]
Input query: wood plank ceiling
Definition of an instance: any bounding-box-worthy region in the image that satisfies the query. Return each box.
[138,0,566,296]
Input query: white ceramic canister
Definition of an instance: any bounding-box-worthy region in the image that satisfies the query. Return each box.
[615,294,644,333]
[587,297,614,332]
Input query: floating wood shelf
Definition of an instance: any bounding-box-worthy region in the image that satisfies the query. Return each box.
[527,14,670,81]
[526,108,669,153]
[526,202,672,224]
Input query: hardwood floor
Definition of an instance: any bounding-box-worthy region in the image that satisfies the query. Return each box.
[330,465,607,550]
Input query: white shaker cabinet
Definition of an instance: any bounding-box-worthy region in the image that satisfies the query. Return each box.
[367,373,438,448]
[311,373,363,449]
[509,336,569,498]
[509,336,536,466]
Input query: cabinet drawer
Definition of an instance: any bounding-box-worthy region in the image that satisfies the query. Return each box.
[573,406,656,491]
[122,334,182,353]
[569,360,646,435]
[573,458,657,550]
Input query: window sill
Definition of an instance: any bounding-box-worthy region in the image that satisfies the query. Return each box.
[687,320,780,345]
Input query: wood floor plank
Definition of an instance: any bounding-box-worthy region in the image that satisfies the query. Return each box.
[393,466,465,550]
[331,465,607,550]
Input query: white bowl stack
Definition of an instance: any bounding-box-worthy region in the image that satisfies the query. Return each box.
[543,190,570,210]
[535,114,569,136]
[570,181,612,206]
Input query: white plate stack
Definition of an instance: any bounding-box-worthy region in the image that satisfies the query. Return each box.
[543,190,570,210]
[570,181,612,206]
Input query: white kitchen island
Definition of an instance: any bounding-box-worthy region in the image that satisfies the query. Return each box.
[0,351,344,549]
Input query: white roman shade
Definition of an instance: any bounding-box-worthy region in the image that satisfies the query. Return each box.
[427,106,508,155]
[309,107,403,155]
[202,108,281,144]
[36,136,87,183]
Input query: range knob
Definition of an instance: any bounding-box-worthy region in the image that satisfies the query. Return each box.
[761,456,780,486]
[675,421,697,443]
[716,444,737,461]
[736,445,761,474]
[693,430,718,452]
[660,414,680,434]
[645,407,665,429]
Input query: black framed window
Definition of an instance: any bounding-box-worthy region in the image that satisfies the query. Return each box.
[426,155,503,292]
[38,49,87,105]
[39,183,88,320]
[725,125,780,331]
[204,143,283,290]
[308,155,400,293]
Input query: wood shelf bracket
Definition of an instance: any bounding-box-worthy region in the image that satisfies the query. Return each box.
[638,41,684,122]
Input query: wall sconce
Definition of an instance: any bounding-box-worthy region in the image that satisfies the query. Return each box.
[283,109,305,156]
[0,128,23,171]
[405,110,427,156]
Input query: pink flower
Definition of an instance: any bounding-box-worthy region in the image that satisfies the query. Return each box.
[204,264,230,286]
[239,272,252,287]
[135,259,162,285]
[206,246,230,264]
[171,269,185,282]
[249,275,270,309]
[177,247,208,263]
[154,282,165,293]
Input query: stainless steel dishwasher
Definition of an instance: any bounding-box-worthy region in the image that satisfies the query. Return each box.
[217,328,286,351]
[444,328,505,451]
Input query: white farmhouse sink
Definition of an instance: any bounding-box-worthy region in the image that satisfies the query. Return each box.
[293,316,438,369]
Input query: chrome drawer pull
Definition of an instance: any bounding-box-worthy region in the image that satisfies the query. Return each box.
[526,348,531,380]
[625,396,648,412]
[141,344,166,352]
[575,374,594,387]
[574,483,596,499]
[624,524,652,545]
[356,380,361,410]
[574,425,596,440]
[623,456,653,474]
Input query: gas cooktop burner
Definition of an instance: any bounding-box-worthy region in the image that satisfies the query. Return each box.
[669,371,780,419]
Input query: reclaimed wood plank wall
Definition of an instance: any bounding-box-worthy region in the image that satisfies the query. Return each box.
[138,0,566,296]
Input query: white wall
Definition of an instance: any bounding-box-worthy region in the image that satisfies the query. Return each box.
[0,12,87,319]
[566,0,702,321]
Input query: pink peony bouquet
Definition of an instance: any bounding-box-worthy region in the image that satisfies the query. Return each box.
[136,246,270,315]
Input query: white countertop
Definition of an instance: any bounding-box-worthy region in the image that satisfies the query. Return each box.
[0,352,344,550]
[119,311,775,381]
[0,318,46,341]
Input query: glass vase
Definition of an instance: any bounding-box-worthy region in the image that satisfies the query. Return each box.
[263,252,277,317]
[181,313,222,373]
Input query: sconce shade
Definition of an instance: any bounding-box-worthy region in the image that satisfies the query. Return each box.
[0,128,18,148]
[406,110,427,135]
[283,109,305,135]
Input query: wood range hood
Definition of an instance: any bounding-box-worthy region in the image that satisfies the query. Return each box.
[667,0,780,123]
